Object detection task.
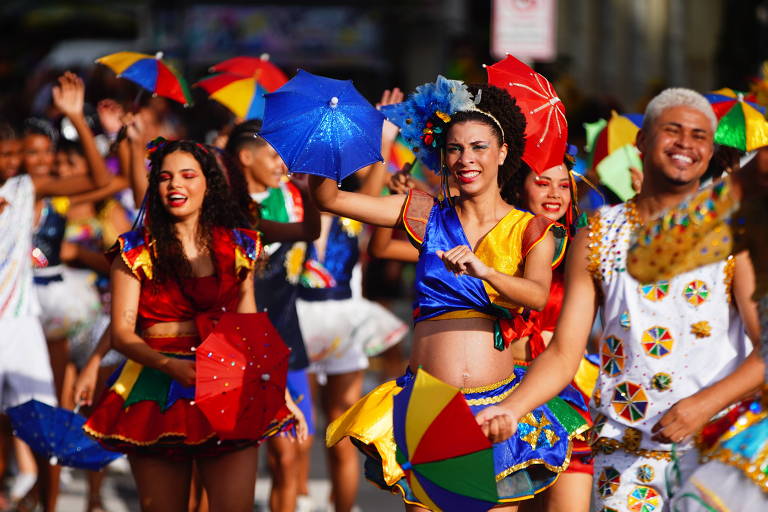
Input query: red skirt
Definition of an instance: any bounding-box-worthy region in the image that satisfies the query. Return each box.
[83,335,292,458]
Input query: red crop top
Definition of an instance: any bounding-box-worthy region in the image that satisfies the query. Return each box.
[109,226,261,329]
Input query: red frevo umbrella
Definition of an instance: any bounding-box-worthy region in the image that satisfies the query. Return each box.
[194,312,290,440]
[209,54,289,93]
[486,55,568,175]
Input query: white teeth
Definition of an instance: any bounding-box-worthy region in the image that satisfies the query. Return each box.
[460,171,480,178]
[169,194,186,201]
[671,154,693,164]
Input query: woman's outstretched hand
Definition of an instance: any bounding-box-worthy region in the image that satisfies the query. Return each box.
[436,245,491,279]
[475,406,518,443]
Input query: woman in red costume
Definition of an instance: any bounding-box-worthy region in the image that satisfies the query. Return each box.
[84,140,305,512]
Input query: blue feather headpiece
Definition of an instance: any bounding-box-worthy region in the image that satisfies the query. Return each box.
[381,75,475,173]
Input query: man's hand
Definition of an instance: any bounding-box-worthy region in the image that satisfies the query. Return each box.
[52,72,85,120]
[475,406,518,443]
[651,395,716,444]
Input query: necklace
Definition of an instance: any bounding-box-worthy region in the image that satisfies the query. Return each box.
[624,198,642,230]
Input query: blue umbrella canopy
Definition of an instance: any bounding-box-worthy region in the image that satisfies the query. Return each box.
[7,400,123,471]
[260,69,384,182]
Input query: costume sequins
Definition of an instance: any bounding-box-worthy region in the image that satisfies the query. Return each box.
[601,336,625,377]
[619,311,631,330]
[598,467,621,498]
[683,280,710,307]
[627,485,661,512]
[690,321,712,339]
[517,411,560,450]
[650,373,672,392]
[641,326,674,359]
[612,382,649,423]
[639,281,670,302]
[636,464,655,483]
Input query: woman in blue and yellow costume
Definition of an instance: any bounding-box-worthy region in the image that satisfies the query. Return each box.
[628,146,768,511]
[84,140,306,512]
[310,78,588,510]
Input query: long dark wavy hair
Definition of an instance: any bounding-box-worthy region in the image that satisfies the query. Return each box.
[448,84,528,206]
[145,140,251,283]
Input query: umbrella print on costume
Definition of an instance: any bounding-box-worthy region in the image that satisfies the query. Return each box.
[600,336,625,377]
[641,326,674,359]
[260,69,384,183]
[704,88,768,151]
[597,466,621,498]
[95,51,193,106]
[682,280,710,307]
[486,55,567,174]
[392,368,498,512]
[195,55,289,120]
[627,485,661,512]
[194,312,291,440]
[638,281,669,302]
[611,382,649,423]
[7,400,123,471]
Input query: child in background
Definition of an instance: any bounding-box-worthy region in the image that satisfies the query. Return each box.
[225,120,319,512]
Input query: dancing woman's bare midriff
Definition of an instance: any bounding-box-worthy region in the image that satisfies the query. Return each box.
[410,317,530,389]
[141,319,198,339]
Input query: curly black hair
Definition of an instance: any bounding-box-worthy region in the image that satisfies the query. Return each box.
[448,84,528,206]
[145,140,251,283]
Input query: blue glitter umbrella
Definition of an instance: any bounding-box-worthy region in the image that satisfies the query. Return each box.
[7,400,123,471]
[260,69,384,182]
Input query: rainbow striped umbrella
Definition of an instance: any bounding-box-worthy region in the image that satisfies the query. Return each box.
[195,71,287,120]
[95,51,192,106]
[209,55,289,92]
[585,110,644,170]
[393,368,498,511]
[705,88,768,151]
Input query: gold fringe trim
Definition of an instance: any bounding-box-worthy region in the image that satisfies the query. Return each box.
[83,423,217,447]
[465,384,517,406]
[461,372,519,394]
[586,210,603,281]
[723,255,735,303]
[592,437,673,461]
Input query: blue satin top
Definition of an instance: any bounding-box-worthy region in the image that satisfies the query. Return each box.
[299,216,360,301]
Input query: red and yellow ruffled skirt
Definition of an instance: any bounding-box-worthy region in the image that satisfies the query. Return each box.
[83,334,291,458]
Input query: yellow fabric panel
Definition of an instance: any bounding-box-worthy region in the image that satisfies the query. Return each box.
[572,355,599,399]
[428,310,495,321]
[326,380,406,486]
[112,360,142,400]
[475,208,533,309]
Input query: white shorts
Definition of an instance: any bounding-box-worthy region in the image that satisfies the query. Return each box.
[69,313,124,370]
[34,266,101,340]
[296,297,407,378]
[0,316,56,412]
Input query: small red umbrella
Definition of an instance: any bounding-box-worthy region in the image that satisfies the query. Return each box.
[194,312,290,440]
[209,54,289,93]
[486,55,568,175]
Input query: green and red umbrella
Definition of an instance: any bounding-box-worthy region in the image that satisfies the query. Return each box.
[95,51,193,107]
[392,368,498,511]
[195,55,289,120]
[704,88,768,151]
